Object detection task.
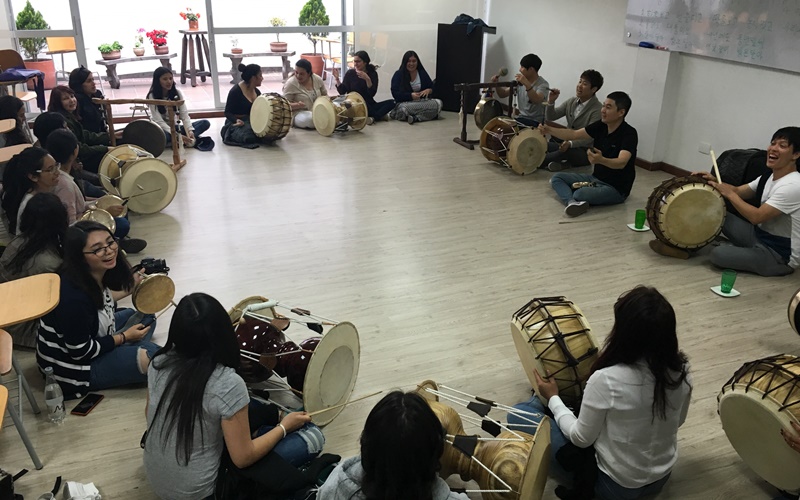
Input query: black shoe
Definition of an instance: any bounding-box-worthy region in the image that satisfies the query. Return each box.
[407,115,415,125]
[119,237,147,254]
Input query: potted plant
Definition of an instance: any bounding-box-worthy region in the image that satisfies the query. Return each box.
[133,28,146,56]
[231,36,242,55]
[180,8,201,31]
[98,42,123,60]
[298,0,329,76]
[269,17,287,53]
[15,0,56,90]
[147,29,169,55]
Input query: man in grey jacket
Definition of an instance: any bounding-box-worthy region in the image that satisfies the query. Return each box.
[541,69,604,171]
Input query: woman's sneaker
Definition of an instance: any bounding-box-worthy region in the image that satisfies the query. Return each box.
[565,201,588,217]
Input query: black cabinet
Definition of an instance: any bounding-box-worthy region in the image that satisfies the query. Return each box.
[434,23,496,113]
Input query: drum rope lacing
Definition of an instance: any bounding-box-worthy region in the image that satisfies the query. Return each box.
[721,356,800,411]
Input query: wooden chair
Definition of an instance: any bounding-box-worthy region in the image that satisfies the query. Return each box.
[0,49,38,104]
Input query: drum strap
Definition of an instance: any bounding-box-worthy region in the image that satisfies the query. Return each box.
[754,173,792,262]
[452,435,479,458]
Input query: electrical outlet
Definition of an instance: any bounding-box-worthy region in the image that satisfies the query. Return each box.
[698,142,711,155]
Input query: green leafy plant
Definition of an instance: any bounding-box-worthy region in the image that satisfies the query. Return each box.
[98,41,123,54]
[298,0,329,54]
[270,17,286,42]
[15,0,50,61]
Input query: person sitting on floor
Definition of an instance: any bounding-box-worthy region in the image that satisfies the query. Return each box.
[333,51,395,124]
[318,390,469,500]
[47,85,110,174]
[697,126,800,276]
[390,51,442,124]
[493,53,550,128]
[46,129,147,254]
[542,69,604,172]
[0,95,33,147]
[283,58,327,129]
[508,286,692,500]
[147,67,211,149]
[68,66,109,134]
[221,64,266,148]
[541,91,637,218]
[0,192,67,348]
[37,220,159,400]
[0,147,60,235]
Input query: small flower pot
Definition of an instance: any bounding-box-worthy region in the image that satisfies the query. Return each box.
[231,47,243,54]
[101,50,121,60]
[154,45,169,55]
[270,42,288,53]
[188,20,199,30]
[133,47,145,57]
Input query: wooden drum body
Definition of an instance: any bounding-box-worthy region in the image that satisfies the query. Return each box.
[251,94,293,141]
[232,298,360,426]
[99,145,152,193]
[480,117,546,175]
[98,145,177,214]
[718,355,800,493]
[312,92,368,136]
[646,175,726,250]
[511,297,599,409]
[480,117,518,164]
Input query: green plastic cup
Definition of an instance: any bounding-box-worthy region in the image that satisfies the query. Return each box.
[720,269,737,294]
[634,209,646,229]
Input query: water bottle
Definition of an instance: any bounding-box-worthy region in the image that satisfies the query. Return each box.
[43,367,66,424]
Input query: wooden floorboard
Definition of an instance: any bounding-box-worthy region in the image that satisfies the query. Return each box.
[2,114,797,499]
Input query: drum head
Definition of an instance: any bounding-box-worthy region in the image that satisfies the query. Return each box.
[649,178,726,249]
[122,120,166,157]
[313,97,338,136]
[345,92,369,131]
[517,417,551,500]
[719,356,800,492]
[132,274,175,314]
[508,128,547,175]
[250,95,273,137]
[480,117,517,163]
[95,194,127,217]
[117,158,178,214]
[79,208,116,233]
[228,295,271,325]
[788,288,800,335]
[302,321,360,426]
[99,145,153,193]
[474,98,504,130]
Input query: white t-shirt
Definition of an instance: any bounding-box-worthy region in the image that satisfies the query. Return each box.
[747,171,800,267]
[410,73,421,92]
[548,362,692,489]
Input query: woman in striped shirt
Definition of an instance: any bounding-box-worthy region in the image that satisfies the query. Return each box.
[36,220,160,400]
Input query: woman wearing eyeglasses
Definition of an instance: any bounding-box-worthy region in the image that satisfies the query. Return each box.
[36,220,160,400]
[0,147,60,235]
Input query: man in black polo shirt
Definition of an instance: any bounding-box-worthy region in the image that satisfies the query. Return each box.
[540,91,638,217]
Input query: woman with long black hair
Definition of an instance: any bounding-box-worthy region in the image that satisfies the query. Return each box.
[389,50,442,124]
[508,286,692,499]
[1,147,60,235]
[0,95,33,147]
[0,193,67,347]
[318,390,468,500]
[143,293,324,500]
[333,50,395,124]
[146,67,210,148]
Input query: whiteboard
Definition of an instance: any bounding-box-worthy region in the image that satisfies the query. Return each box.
[624,0,800,73]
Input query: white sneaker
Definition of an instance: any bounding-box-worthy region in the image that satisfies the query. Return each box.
[565,201,589,217]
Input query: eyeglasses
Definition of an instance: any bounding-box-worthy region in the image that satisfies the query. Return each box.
[36,163,61,174]
[83,239,119,257]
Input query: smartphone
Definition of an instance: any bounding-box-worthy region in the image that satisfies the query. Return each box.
[71,393,104,416]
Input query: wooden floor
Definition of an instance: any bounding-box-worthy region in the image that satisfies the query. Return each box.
[2,114,798,499]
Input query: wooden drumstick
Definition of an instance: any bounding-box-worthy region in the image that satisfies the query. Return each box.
[307,390,383,418]
[710,149,722,184]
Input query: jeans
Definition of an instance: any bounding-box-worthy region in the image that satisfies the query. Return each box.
[550,172,626,206]
[509,395,671,500]
[113,216,130,239]
[254,423,325,467]
[88,308,160,391]
[80,180,106,198]
[709,214,793,276]
[368,99,396,120]
[165,119,211,145]
[540,139,591,169]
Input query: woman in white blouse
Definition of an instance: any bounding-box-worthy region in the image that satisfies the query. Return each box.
[146,67,210,147]
[282,59,327,129]
[509,285,692,500]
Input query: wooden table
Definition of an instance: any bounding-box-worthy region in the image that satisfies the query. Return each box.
[179,30,211,87]
[223,51,295,84]
[95,53,177,89]
[0,274,60,328]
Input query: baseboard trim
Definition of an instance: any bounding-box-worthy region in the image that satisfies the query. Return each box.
[636,158,690,176]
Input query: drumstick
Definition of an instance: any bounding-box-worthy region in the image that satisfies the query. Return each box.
[121,188,163,205]
[307,390,383,418]
[710,149,722,183]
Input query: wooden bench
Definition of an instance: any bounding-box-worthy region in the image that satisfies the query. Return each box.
[95,53,177,89]
[223,51,296,84]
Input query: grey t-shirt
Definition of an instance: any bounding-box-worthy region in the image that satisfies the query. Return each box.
[517,76,549,124]
[144,354,250,500]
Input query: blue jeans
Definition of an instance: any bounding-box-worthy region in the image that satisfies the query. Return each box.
[550,172,626,206]
[595,470,670,500]
[165,119,211,145]
[507,395,571,484]
[113,216,130,239]
[89,308,159,391]
[254,422,325,467]
[368,99,396,120]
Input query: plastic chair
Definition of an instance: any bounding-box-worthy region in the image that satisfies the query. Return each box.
[0,49,37,98]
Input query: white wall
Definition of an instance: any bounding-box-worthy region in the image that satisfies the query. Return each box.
[485,0,800,170]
